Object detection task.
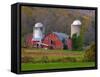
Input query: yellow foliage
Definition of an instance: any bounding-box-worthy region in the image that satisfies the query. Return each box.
[22,6,33,16]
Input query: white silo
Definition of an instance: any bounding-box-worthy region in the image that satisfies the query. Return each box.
[71,20,82,37]
[32,22,44,42]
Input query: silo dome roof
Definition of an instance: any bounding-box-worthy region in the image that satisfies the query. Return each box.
[35,22,43,27]
[71,20,82,26]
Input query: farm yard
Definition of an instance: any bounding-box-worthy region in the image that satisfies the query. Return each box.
[21,48,95,71]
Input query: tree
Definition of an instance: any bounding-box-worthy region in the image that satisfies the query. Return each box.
[72,33,83,50]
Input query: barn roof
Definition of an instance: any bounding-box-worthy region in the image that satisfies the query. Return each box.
[53,32,69,42]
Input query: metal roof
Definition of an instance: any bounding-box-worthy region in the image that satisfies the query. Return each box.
[53,32,69,42]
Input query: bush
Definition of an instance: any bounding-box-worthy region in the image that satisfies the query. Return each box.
[84,43,95,62]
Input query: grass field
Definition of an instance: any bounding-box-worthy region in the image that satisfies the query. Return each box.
[21,62,95,71]
[21,48,95,71]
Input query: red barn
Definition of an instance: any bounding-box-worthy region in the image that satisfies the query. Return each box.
[42,32,69,49]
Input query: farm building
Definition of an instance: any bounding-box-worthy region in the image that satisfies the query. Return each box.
[42,32,69,49]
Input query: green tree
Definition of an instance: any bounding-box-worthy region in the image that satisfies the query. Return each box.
[72,33,83,50]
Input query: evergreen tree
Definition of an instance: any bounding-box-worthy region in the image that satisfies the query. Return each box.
[72,33,83,50]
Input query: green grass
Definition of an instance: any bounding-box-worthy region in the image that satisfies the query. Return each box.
[21,62,95,71]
